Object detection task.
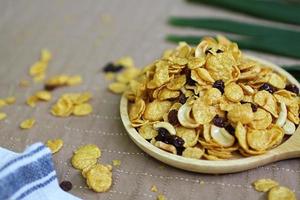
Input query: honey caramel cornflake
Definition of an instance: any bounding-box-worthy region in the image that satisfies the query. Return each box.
[0,112,7,121]
[26,96,38,107]
[253,179,279,192]
[157,194,167,200]
[268,186,296,200]
[41,49,52,63]
[46,139,63,154]
[5,96,16,105]
[74,144,101,158]
[112,159,121,167]
[71,153,98,170]
[108,82,128,94]
[66,75,82,86]
[51,92,92,117]
[0,99,7,108]
[73,103,93,116]
[35,91,52,101]
[20,118,36,129]
[151,185,158,192]
[86,164,112,192]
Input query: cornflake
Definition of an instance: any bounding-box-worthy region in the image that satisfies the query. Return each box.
[0,112,7,120]
[112,159,121,167]
[86,164,112,192]
[46,139,63,154]
[253,179,279,192]
[268,186,296,200]
[151,185,158,192]
[51,92,93,117]
[110,36,300,160]
[20,118,36,129]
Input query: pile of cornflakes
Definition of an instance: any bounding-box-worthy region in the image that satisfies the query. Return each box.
[253,178,296,200]
[118,36,299,160]
[51,92,93,117]
[71,144,113,193]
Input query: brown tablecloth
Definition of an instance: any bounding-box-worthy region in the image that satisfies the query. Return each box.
[0,0,299,199]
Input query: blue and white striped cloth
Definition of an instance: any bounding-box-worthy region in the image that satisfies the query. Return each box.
[0,142,81,200]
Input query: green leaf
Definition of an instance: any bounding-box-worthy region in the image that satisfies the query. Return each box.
[187,0,300,25]
[168,17,300,38]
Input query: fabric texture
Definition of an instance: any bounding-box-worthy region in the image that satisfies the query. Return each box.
[0,0,299,200]
[0,143,81,200]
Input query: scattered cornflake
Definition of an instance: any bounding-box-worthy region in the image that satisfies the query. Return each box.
[66,75,82,86]
[157,194,166,200]
[51,92,93,117]
[35,90,52,101]
[0,99,7,108]
[200,180,205,185]
[73,103,93,116]
[70,144,113,193]
[26,96,38,107]
[45,75,83,90]
[0,112,7,120]
[151,185,158,192]
[71,144,101,170]
[253,179,279,192]
[46,139,63,154]
[115,56,134,68]
[5,96,16,105]
[112,159,121,167]
[104,72,115,81]
[29,49,52,82]
[19,79,30,87]
[268,186,296,200]
[108,82,128,94]
[41,49,52,63]
[20,118,36,129]
[33,73,46,83]
[86,164,113,192]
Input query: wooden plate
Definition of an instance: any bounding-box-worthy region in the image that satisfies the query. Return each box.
[120,55,300,174]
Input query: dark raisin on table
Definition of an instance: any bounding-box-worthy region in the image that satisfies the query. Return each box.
[59,181,73,192]
[212,80,225,94]
[168,110,179,126]
[259,83,276,94]
[102,62,124,73]
[285,84,299,95]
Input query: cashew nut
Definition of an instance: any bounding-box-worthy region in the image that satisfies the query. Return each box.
[154,141,177,154]
[283,119,296,135]
[178,103,201,128]
[276,102,287,127]
[210,125,235,147]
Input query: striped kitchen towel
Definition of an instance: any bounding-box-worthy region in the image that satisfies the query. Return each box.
[0,142,81,200]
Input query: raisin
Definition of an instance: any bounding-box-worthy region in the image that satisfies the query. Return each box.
[44,84,59,91]
[168,110,179,126]
[172,136,185,148]
[216,49,224,53]
[59,181,73,192]
[176,147,185,155]
[155,128,171,142]
[213,80,225,94]
[212,115,227,128]
[285,84,299,95]
[259,83,276,94]
[102,62,124,73]
[178,93,187,104]
[183,68,196,86]
[225,124,235,135]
